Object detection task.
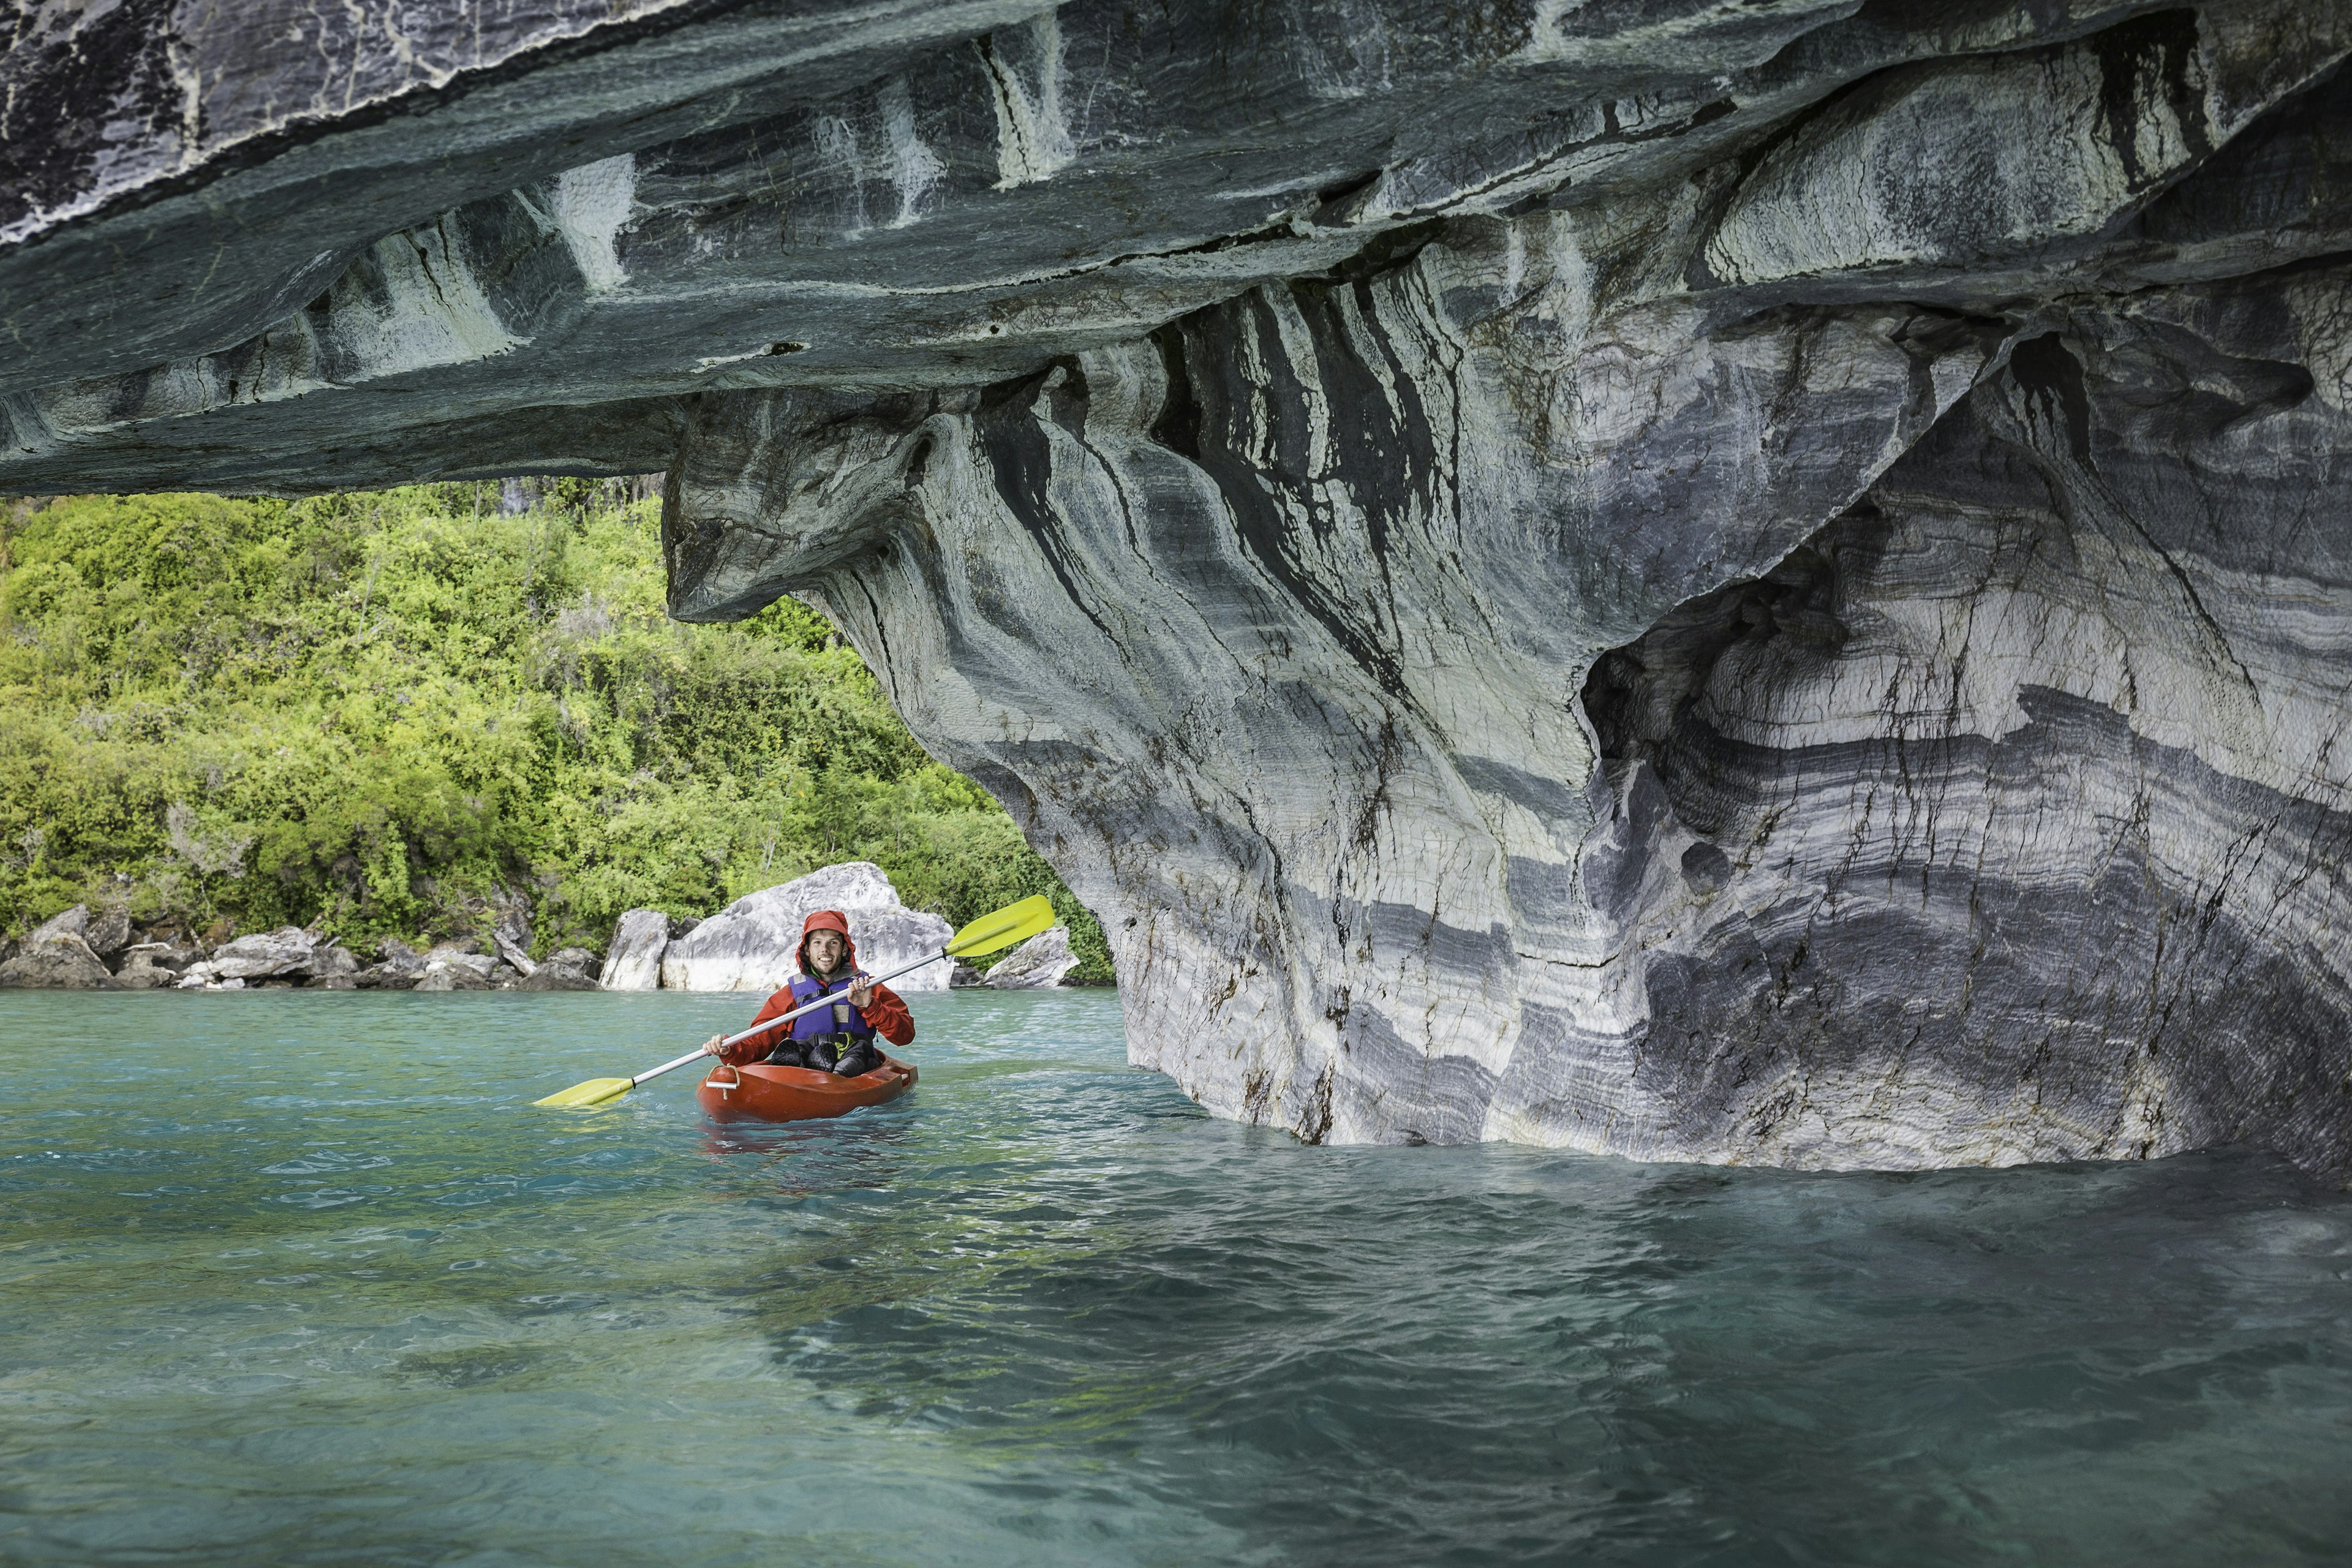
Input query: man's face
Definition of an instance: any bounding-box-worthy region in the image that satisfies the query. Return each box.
[806,929,846,973]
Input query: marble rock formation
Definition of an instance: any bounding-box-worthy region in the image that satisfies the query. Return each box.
[10,1,2352,1175]
[599,910,674,990]
[660,862,952,992]
[984,927,1079,989]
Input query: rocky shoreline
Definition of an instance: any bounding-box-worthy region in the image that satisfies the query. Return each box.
[0,862,1077,995]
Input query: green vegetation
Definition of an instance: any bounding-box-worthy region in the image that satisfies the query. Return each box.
[0,484,1111,980]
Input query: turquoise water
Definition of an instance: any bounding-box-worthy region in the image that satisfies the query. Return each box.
[3,990,2350,1566]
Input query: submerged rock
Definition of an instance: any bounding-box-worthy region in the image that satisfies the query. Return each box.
[12,0,2352,1175]
[517,967,599,992]
[984,928,1077,990]
[599,911,669,990]
[660,863,951,992]
[413,966,493,992]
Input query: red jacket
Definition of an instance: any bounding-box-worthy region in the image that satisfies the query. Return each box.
[718,979,913,1063]
[714,910,915,1064]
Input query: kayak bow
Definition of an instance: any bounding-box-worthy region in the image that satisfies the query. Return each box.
[696,1055,918,1122]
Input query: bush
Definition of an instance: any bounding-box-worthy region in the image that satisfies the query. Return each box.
[0,486,1112,980]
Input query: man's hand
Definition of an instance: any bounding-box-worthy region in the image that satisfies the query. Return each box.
[701,1033,726,1057]
[848,976,873,1009]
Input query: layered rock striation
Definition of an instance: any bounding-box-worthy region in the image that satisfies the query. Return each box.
[9,1,2352,1174]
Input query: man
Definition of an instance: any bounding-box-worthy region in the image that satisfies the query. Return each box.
[703,909,914,1076]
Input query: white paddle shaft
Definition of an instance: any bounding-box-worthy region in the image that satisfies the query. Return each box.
[624,949,944,1088]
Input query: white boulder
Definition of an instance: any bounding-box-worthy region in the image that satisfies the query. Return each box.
[600,909,670,990]
[984,926,1078,989]
[659,862,952,992]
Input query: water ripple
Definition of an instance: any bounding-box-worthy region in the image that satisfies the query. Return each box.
[1,989,2348,1566]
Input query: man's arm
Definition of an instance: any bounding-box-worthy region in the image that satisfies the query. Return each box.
[707,990,794,1064]
[860,982,915,1047]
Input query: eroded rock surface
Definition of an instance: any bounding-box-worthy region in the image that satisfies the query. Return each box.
[985,927,1078,989]
[599,911,672,990]
[9,1,2352,1174]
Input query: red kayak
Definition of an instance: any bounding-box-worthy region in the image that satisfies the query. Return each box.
[696,1055,918,1123]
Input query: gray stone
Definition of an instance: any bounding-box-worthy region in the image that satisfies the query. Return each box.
[311,946,360,977]
[0,937,118,989]
[112,943,195,989]
[517,967,601,991]
[600,910,669,990]
[307,974,361,990]
[519,946,601,990]
[12,0,2352,1177]
[491,889,536,975]
[120,941,199,974]
[659,862,951,992]
[197,927,315,981]
[984,927,1077,989]
[413,959,496,992]
[85,906,132,959]
[26,905,89,948]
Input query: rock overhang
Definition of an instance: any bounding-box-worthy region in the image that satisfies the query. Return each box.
[9,0,2352,1177]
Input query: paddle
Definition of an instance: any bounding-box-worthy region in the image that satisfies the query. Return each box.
[532,894,1059,1109]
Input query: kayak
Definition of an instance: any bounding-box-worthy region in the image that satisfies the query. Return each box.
[695,1055,917,1123]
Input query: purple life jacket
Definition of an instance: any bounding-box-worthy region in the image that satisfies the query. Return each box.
[783,972,875,1044]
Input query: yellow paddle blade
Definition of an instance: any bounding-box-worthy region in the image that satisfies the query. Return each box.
[944,894,1058,959]
[532,1076,635,1109]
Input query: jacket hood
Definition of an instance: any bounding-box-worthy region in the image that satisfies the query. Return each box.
[796,908,858,978]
